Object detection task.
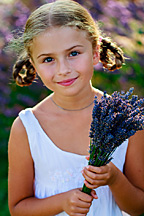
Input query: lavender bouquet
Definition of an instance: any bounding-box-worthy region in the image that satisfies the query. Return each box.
[82,87,144,195]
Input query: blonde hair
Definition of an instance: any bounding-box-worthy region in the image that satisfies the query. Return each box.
[12,0,125,86]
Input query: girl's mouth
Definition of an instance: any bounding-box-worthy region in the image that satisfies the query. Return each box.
[57,77,78,86]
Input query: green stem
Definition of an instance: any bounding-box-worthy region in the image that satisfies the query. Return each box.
[82,183,92,195]
[82,150,108,195]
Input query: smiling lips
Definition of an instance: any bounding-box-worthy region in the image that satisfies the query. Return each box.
[57,77,78,86]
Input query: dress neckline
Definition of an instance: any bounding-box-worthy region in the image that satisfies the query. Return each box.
[27,108,87,158]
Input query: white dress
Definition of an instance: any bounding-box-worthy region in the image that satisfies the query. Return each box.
[19,108,128,216]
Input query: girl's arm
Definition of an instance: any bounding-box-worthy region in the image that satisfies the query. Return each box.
[82,130,144,215]
[8,117,95,216]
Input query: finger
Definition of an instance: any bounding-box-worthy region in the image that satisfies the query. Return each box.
[84,179,106,189]
[73,211,90,216]
[73,214,89,216]
[85,165,108,174]
[73,206,91,215]
[78,190,93,203]
[91,189,98,199]
[82,167,108,181]
[82,168,97,180]
[76,199,92,208]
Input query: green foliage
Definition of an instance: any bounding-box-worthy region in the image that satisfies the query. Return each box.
[0,146,10,216]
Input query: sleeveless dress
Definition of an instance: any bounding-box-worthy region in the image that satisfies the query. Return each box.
[19,108,128,216]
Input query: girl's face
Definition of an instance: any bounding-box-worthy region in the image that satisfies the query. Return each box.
[31,26,99,97]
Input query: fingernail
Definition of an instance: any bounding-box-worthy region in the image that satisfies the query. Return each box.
[94,195,98,199]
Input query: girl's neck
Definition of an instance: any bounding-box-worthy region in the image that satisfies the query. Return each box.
[51,85,96,112]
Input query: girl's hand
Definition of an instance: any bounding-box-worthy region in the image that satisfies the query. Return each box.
[82,159,119,190]
[62,188,97,216]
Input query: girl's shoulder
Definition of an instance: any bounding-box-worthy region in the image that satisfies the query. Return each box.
[8,115,32,164]
[10,116,27,137]
[92,87,104,101]
[32,95,52,113]
[29,94,56,126]
[10,95,53,137]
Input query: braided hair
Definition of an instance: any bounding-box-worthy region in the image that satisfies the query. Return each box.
[100,38,125,71]
[13,54,36,87]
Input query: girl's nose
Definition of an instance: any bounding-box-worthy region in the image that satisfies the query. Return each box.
[57,58,71,75]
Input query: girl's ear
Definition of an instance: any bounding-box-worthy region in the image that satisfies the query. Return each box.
[93,45,100,65]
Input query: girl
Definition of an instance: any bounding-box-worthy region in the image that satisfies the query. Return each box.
[8,0,144,215]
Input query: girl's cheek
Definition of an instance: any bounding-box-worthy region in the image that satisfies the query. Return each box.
[37,66,54,79]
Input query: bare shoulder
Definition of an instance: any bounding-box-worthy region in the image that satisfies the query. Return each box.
[10,116,26,135]
[8,116,34,210]
[8,115,34,169]
[8,116,29,153]
[124,130,144,190]
[32,94,53,114]
[8,116,34,176]
[92,87,103,100]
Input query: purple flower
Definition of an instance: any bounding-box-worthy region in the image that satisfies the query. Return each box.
[82,87,144,195]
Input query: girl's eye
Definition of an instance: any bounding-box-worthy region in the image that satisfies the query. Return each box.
[70,51,79,57]
[43,57,53,63]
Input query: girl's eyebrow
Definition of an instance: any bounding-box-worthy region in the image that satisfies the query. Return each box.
[37,45,83,59]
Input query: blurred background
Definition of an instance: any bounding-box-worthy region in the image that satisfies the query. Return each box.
[0,0,144,215]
